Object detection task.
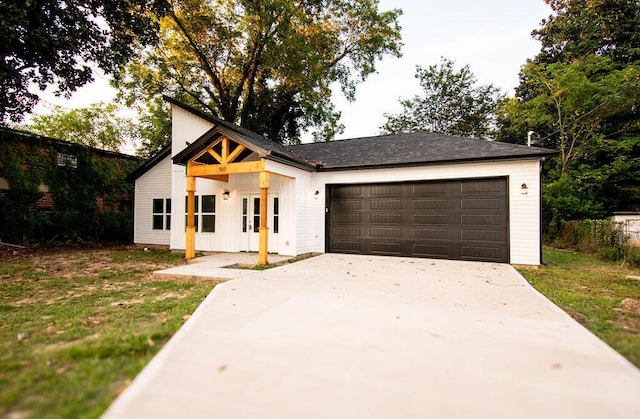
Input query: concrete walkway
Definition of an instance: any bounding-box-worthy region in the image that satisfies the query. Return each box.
[103,254,640,419]
[154,252,292,281]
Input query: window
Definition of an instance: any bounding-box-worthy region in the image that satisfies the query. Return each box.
[152,198,171,230]
[185,195,199,232]
[253,197,260,233]
[165,199,171,230]
[201,195,216,233]
[57,152,78,168]
[273,197,279,234]
[242,198,248,232]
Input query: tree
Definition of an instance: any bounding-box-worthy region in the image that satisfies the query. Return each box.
[22,103,141,153]
[499,1,640,235]
[380,58,503,139]
[116,0,403,145]
[533,0,640,66]
[0,0,170,124]
[503,56,640,173]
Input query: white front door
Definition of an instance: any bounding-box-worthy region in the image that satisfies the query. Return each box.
[241,194,279,253]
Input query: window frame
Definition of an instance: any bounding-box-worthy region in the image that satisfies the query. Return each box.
[152,198,171,231]
[200,194,216,233]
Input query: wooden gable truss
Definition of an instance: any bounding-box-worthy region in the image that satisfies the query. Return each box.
[184,135,271,265]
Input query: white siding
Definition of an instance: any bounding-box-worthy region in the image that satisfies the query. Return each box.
[134,156,172,245]
[310,159,542,265]
[171,107,214,156]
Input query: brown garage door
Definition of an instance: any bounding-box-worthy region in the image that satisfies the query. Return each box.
[327,178,509,263]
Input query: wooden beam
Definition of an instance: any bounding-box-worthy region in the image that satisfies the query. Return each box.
[207,149,223,163]
[258,170,269,265]
[188,160,264,177]
[227,143,246,163]
[201,174,229,182]
[185,176,196,260]
[221,137,229,163]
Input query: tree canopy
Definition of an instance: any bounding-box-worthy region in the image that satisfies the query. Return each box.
[0,0,169,125]
[380,58,503,139]
[22,103,140,153]
[116,0,403,146]
[532,0,640,66]
[499,0,640,236]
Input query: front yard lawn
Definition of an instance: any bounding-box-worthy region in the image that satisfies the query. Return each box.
[518,247,640,368]
[2,245,638,418]
[0,246,215,419]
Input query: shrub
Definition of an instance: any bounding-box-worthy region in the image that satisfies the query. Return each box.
[557,219,635,264]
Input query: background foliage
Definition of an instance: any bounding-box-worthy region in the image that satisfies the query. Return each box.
[0,130,139,244]
[498,0,640,238]
[381,58,503,139]
[20,103,141,153]
[0,0,170,124]
[116,0,403,150]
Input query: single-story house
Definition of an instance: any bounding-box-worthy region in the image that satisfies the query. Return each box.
[129,97,557,265]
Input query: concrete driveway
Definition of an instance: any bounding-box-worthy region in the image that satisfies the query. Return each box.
[103,254,640,419]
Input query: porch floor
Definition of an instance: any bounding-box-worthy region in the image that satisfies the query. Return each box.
[154,252,292,281]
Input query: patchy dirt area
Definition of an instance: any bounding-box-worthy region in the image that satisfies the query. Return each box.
[1,245,187,281]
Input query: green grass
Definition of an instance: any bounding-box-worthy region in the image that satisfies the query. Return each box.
[0,247,215,419]
[518,247,640,367]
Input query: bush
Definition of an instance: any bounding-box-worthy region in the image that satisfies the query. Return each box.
[559,219,626,252]
[543,175,604,240]
[557,219,637,264]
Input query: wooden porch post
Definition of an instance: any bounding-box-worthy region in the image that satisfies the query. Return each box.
[258,170,269,265]
[185,175,196,260]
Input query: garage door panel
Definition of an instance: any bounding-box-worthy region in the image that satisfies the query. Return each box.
[332,213,361,224]
[331,240,362,253]
[370,241,402,254]
[412,243,449,258]
[461,198,501,210]
[461,246,505,261]
[461,214,502,226]
[328,178,508,263]
[414,214,448,225]
[334,186,362,197]
[370,227,402,238]
[333,200,361,211]
[412,183,448,195]
[413,199,448,210]
[371,199,402,210]
[370,213,402,224]
[460,181,503,193]
[371,184,403,196]
[413,228,448,239]
[461,229,504,242]
[331,226,361,237]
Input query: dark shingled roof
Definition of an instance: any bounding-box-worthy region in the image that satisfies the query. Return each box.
[290,132,557,170]
[165,96,312,169]
[155,97,557,178]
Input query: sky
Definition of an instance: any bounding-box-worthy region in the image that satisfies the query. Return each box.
[30,0,552,142]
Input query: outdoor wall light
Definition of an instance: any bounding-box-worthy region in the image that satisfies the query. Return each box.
[520,183,528,195]
[223,189,230,200]
[314,190,320,199]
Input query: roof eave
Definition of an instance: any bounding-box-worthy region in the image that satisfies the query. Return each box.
[126,146,171,182]
[315,152,559,172]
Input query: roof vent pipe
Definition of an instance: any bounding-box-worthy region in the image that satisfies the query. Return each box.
[527,131,539,147]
